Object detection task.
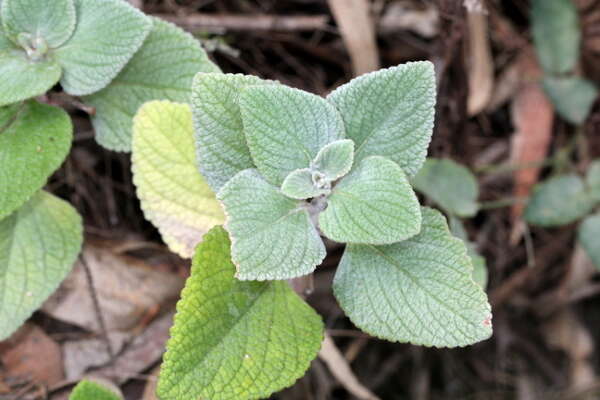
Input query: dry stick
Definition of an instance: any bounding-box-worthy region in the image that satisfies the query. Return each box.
[79,252,115,361]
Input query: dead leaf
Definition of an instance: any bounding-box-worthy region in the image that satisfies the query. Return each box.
[63,332,130,381]
[379,2,439,38]
[141,366,160,400]
[467,6,494,115]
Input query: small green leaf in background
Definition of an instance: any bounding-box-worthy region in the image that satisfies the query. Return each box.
[578,214,600,270]
[319,156,421,245]
[532,0,580,75]
[191,73,274,192]
[84,18,219,151]
[1,0,76,48]
[218,169,325,280]
[327,61,436,177]
[0,101,72,220]
[158,226,324,400]
[543,76,598,125]
[240,84,345,186]
[412,158,480,218]
[312,139,354,181]
[525,174,594,227]
[54,0,152,96]
[333,207,492,347]
[69,380,122,400]
[281,168,329,200]
[132,101,224,259]
[449,216,488,289]
[586,159,600,202]
[0,191,83,340]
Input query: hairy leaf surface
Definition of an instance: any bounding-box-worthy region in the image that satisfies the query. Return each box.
[327,61,436,177]
[240,84,345,185]
[319,156,421,245]
[0,101,72,220]
[218,169,326,280]
[542,76,598,125]
[281,168,329,200]
[158,226,323,400]
[579,214,600,270]
[0,191,82,340]
[69,380,122,400]
[84,18,219,151]
[192,73,274,192]
[312,139,354,181]
[333,207,492,347]
[132,101,224,258]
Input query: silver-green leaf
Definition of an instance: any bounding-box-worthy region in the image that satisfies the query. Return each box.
[281,168,329,200]
[542,76,598,125]
[578,214,600,270]
[586,159,600,203]
[312,139,354,181]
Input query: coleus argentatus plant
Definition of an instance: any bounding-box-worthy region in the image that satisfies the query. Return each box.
[129,62,493,399]
[0,0,218,340]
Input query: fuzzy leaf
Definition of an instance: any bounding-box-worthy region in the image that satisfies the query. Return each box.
[319,156,421,245]
[525,174,594,227]
[281,168,329,200]
[586,159,600,202]
[449,216,488,289]
[240,84,345,186]
[218,169,326,280]
[158,226,324,400]
[191,73,274,192]
[69,380,122,400]
[327,61,436,177]
[333,207,492,347]
[1,0,75,47]
[54,0,151,96]
[542,76,598,125]
[0,191,83,340]
[532,0,580,75]
[578,214,600,270]
[84,18,219,151]
[312,139,354,181]
[411,158,480,217]
[132,101,224,258]
[0,101,72,220]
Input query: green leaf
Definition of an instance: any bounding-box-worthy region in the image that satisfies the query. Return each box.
[53,0,151,96]
[240,84,345,186]
[312,139,354,181]
[586,159,600,202]
[411,158,480,217]
[69,380,122,400]
[84,18,219,151]
[578,214,600,270]
[191,73,274,192]
[449,216,488,289]
[0,191,83,340]
[319,156,421,245]
[218,169,326,280]
[2,0,75,48]
[327,61,436,177]
[532,0,580,75]
[542,76,598,125]
[281,168,329,200]
[0,101,72,220]
[333,207,492,347]
[132,101,224,258]
[525,174,594,227]
[158,226,324,400]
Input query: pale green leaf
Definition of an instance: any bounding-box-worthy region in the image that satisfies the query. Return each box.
[319,156,421,245]
[327,61,436,177]
[586,159,600,202]
[281,168,329,200]
[532,0,580,75]
[0,191,83,340]
[449,216,488,289]
[218,169,326,280]
[411,158,480,217]
[132,101,224,258]
[578,214,600,270]
[312,139,354,181]
[333,207,492,347]
[69,380,122,400]
[191,73,275,192]
[542,76,598,125]
[2,0,75,48]
[0,101,72,220]
[240,84,345,186]
[158,226,324,400]
[525,174,594,227]
[84,18,219,151]
[54,0,151,96]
